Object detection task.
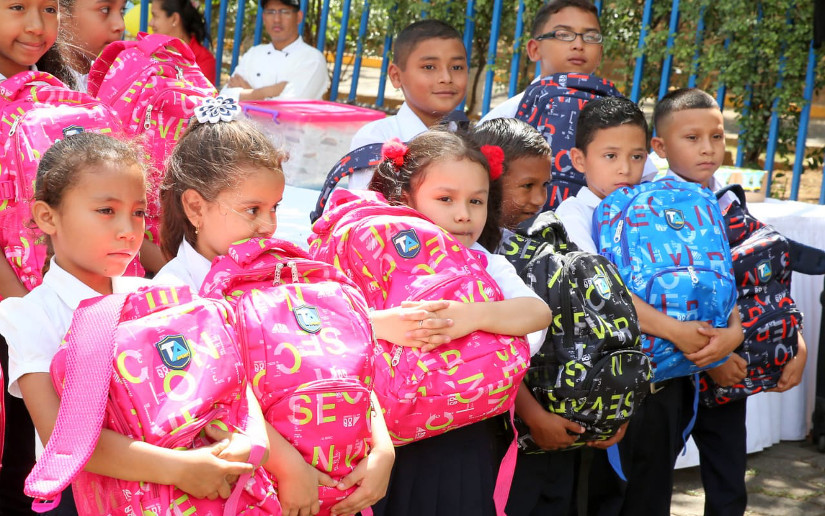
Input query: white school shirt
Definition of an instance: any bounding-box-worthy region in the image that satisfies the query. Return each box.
[554,186,602,254]
[153,240,212,291]
[222,38,330,100]
[347,102,429,190]
[479,77,540,123]
[471,243,547,356]
[0,259,148,398]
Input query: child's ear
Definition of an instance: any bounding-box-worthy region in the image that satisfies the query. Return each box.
[570,147,586,173]
[388,63,403,89]
[31,201,57,236]
[180,189,207,229]
[650,136,667,158]
[526,39,541,64]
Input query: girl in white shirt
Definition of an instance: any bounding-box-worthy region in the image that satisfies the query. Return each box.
[0,133,261,513]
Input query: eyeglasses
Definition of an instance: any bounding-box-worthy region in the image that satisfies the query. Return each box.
[535,29,603,44]
[219,203,278,232]
[263,8,297,16]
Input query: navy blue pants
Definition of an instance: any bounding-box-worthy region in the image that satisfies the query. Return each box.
[693,397,748,516]
[505,448,578,516]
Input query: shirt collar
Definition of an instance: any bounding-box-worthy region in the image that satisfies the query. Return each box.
[396,103,429,140]
[578,186,603,208]
[179,239,213,289]
[41,258,119,310]
[273,36,303,55]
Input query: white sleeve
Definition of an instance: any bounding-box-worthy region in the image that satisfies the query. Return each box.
[280,52,330,100]
[479,92,524,123]
[486,254,548,356]
[220,48,251,99]
[555,200,599,254]
[0,299,61,398]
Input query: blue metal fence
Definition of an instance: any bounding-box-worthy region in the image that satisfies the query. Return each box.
[136,0,824,203]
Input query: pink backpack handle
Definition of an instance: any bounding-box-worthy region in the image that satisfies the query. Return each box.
[88,33,197,96]
[227,237,311,267]
[0,71,66,99]
[24,294,127,509]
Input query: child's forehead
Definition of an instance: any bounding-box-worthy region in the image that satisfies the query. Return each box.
[540,7,601,32]
[405,37,467,62]
[660,108,724,132]
[586,124,647,150]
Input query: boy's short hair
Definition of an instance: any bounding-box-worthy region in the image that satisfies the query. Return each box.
[471,118,551,165]
[393,20,463,70]
[532,0,599,37]
[653,88,719,131]
[575,96,648,152]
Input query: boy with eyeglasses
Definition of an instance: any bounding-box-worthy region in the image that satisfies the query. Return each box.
[223,0,330,100]
[482,0,625,211]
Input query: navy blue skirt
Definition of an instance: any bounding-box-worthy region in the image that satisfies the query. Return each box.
[371,416,509,516]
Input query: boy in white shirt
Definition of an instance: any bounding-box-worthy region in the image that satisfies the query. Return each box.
[347,20,468,189]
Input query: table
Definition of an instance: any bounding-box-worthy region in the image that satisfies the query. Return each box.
[676,198,825,468]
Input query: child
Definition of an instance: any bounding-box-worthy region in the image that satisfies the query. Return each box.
[559,96,744,516]
[150,0,216,85]
[59,0,127,91]
[347,20,468,189]
[0,132,266,514]
[311,130,552,516]
[650,87,808,516]
[481,0,605,122]
[156,112,431,516]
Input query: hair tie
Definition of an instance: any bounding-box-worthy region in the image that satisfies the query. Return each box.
[381,138,408,170]
[480,145,505,181]
[194,96,241,124]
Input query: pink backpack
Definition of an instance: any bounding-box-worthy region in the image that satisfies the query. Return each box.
[309,190,530,444]
[88,33,217,247]
[25,285,281,516]
[201,238,375,514]
[0,364,4,470]
[0,71,136,292]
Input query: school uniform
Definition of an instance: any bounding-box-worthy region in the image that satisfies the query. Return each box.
[347,102,429,190]
[0,259,147,516]
[153,240,211,291]
[479,77,540,123]
[554,186,601,254]
[221,37,330,100]
[643,168,747,516]
[372,242,544,516]
[188,36,216,86]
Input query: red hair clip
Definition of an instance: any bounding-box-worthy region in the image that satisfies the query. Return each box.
[381,138,408,170]
[480,145,505,181]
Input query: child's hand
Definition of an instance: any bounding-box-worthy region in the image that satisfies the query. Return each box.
[687,324,744,368]
[587,422,628,450]
[768,334,808,393]
[707,354,748,387]
[277,458,336,516]
[370,300,454,351]
[329,446,395,515]
[204,424,255,487]
[172,441,254,500]
[524,411,584,451]
[669,320,712,355]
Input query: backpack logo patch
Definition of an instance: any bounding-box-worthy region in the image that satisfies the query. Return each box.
[664,209,686,230]
[756,260,772,283]
[392,229,421,258]
[62,125,85,138]
[156,335,192,370]
[294,305,322,334]
[588,273,612,300]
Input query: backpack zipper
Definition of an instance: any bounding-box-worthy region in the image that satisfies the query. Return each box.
[8,116,21,136]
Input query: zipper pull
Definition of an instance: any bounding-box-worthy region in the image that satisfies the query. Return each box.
[391,345,403,367]
[8,116,21,136]
[287,260,299,282]
[175,65,184,81]
[273,263,284,285]
[613,219,624,244]
[143,105,153,130]
[687,265,699,284]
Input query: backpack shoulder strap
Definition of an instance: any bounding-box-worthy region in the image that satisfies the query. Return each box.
[310,143,384,224]
[0,71,66,100]
[24,294,128,507]
[715,183,747,209]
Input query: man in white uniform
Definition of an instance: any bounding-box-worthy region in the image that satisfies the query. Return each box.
[223,0,330,100]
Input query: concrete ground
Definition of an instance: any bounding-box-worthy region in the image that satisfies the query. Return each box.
[671,439,825,516]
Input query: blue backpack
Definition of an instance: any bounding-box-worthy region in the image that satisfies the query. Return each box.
[592,179,737,382]
[515,73,623,210]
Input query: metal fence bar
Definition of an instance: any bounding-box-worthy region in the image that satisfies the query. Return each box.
[764,11,793,191]
[715,37,731,110]
[299,0,309,35]
[204,0,212,43]
[687,7,705,89]
[139,0,149,33]
[230,0,247,74]
[460,0,476,111]
[253,7,264,45]
[630,0,654,103]
[481,0,504,116]
[657,0,680,101]
[791,42,817,201]
[330,0,354,102]
[349,0,371,103]
[508,0,527,98]
[214,0,230,89]
[317,0,331,51]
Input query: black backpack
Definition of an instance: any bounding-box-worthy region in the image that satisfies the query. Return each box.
[499,212,650,452]
[699,185,803,407]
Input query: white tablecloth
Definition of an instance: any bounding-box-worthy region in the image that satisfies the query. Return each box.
[676,198,825,468]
